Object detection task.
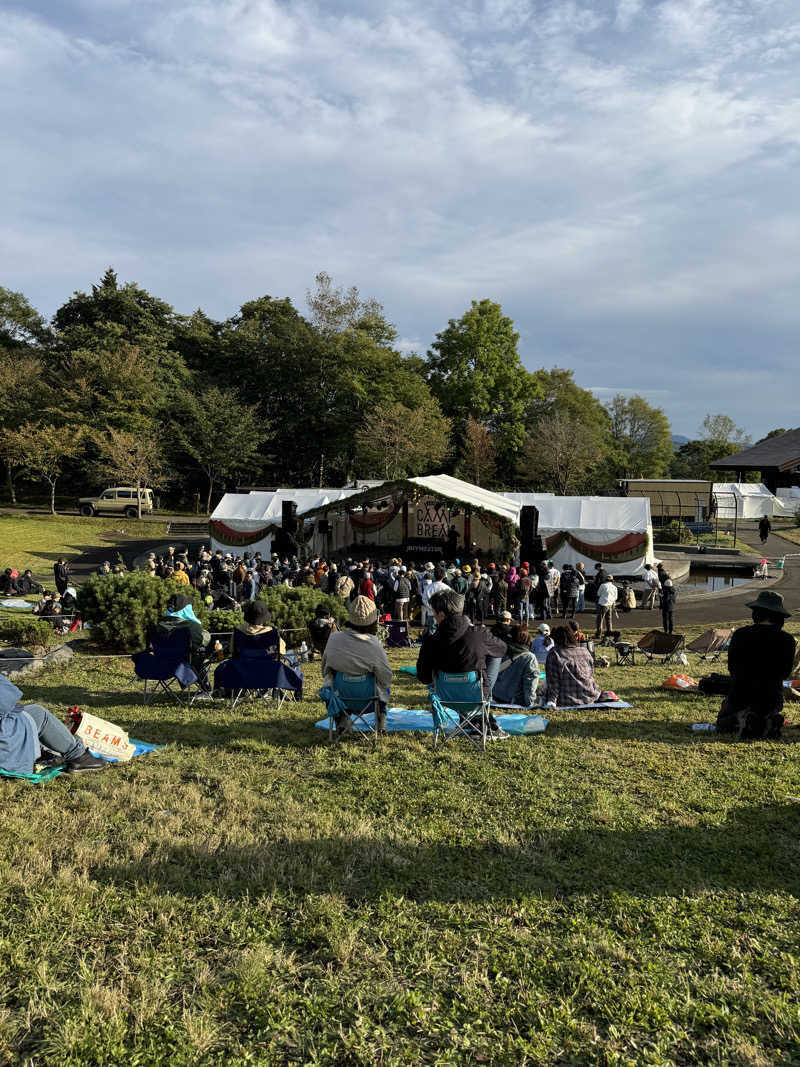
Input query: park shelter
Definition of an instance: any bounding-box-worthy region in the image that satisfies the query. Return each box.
[209,489,360,556]
[712,483,779,519]
[710,429,800,494]
[514,496,655,577]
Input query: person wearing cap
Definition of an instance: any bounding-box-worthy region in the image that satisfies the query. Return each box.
[530,623,554,664]
[322,596,392,733]
[660,574,676,633]
[716,590,796,739]
[491,609,514,644]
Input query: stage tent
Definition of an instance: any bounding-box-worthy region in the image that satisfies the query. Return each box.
[500,494,655,576]
[209,489,359,556]
[712,483,779,519]
[774,487,800,517]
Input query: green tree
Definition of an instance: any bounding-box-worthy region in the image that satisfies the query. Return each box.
[426,299,534,469]
[0,287,49,348]
[456,416,497,487]
[355,399,451,480]
[700,414,750,450]
[606,395,673,478]
[177,386,268,513]
[526,367,608,439]
[518,412,600,494]
[669,439,735,480]
[0,349,43,504]
[0,423,83,514]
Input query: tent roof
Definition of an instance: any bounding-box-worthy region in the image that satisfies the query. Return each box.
[533,496,652,532]
[712,482,775,499]
[710,429,800,472]
[211,488,360,524]
[407,474,520,522]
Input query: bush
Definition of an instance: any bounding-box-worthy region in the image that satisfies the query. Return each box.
[77,572,209,651]
[208,608,245,635]
[0,617,57,649]
[257,586,347,646]
[658,520,684,544]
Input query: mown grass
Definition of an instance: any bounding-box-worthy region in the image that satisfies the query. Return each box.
[0,516,164,583]
[1,621,800,1065]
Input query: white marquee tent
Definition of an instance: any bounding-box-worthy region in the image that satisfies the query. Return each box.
[712,483,779,519]
[209,488,360,556]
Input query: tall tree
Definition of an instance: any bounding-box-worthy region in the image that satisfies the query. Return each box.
[0,349,43,504]
[0,423,83,514]
[518,412,600,494]
[606,394,673,478]
[426,299,534,470]
[457,416,497,486]
[177,386,268,512]
[700,414,750,450]
[0,287,49,348]
[97,427,163,519]
[355,399,451,480]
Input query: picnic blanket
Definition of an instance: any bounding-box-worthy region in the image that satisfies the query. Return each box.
[0,738,162,782]
[0,599,34,612]
[491,699,632,711]
[314,707,549,735]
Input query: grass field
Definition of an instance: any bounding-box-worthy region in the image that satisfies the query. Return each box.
[0,515,163,583]
[2,622,800,1065]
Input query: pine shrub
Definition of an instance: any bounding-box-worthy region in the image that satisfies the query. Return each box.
[256,586,347,645]
[77,573,209,650]
[0,617,57,649]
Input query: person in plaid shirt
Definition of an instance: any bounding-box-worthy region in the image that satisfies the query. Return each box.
[542,625,601,708]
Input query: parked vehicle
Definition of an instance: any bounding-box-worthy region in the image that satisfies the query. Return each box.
[77,487,154,518]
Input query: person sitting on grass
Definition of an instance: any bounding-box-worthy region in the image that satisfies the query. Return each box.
[530,623,554,664]
[0,568,19,595]
[0,674,106,775]
[716,590,796,740]
[15,570,43,596]
[542,625,605,709]
[491,622,540,708]
[416,588,509,740]
[307,602,337,658]
[322,595,392,735]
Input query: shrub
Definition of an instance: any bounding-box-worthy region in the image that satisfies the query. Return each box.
[658,520,684,544]
[257,586,347,646]
[77,572,209,651]
[208,608,245,636]
[0,617,57,649]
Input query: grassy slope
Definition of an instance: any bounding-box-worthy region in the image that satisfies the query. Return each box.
[1,624,799,1065]
[0,516,162,583]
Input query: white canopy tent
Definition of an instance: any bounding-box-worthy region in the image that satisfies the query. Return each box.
[209,488,360,556]
[712,483,779,519]
[774,487,800,517]
[502,494,655,576]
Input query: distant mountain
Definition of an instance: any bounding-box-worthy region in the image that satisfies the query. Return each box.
[671,434,690,448]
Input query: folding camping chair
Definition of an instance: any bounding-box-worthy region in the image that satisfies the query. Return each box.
[615,630,685,666]
[215,653,303,710]
[321,671,381,742]
[132,628,199,706]
[386,620,412,648]
[429,670,490,753]
[686,628,732,663]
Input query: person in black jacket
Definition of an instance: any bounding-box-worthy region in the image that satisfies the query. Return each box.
[16,570,43,596]
[660,575,677,633]
[0,569,18,595]
[417,589,508,740]
[716,590,795,739]
[53,558,70,596]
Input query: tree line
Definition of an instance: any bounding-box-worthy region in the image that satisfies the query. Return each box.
[0,270,767,513]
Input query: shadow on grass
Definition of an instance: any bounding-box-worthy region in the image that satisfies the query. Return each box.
[95,802,800,901]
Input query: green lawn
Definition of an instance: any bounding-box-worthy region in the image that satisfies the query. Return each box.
[0,515,164,583]
[1,623,799,1065]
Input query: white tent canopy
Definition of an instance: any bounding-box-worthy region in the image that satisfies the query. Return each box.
[501,494,655,576]
[407,474,522,523]
[209,488,360,555]
[712,483,779,519]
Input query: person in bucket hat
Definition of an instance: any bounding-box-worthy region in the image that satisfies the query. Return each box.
[322,596,391,734]
[716,589,795,740]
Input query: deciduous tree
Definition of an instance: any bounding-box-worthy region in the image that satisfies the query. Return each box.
[98,427,164,518]
[518,412,600,495]
[355,399,451,480]
[606,395,673,478]
[457,416,497,486]
[1,423,83,514]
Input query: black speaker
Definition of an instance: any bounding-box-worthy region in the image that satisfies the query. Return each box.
[520,505,539,540]
[282,500,297,533]
[318,518,331,535]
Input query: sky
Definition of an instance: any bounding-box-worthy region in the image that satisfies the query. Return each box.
[2,0,799,439]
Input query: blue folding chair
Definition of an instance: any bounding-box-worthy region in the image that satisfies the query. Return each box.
[131,628,198,707]
[320,671,380,741]
[215,653,303,710]
[232,628,281,659]
[429,670,490,752]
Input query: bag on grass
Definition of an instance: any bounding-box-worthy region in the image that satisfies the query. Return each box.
[69,709,135,762]
[697,673,732,696]
[662,673,699,691]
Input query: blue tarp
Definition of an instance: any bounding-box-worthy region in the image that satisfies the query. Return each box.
[315,707,549,735]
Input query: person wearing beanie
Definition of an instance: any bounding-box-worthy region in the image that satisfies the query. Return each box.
[530,622,554,664]
[322,595,392,733]
[416,589,508,740]
[716,590,796,740]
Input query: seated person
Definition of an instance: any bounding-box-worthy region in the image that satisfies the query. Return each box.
[155,593,211,691]
[33,591,57,618]
[0,568,19,595]
[541,625,603,708]
[232,600,281,657]
[716,590,796,740]
[60,586,78,619]
[308,602,337,657]
[322,595,392,734]
[492,623,540,708]
[0,674,105,774]
[416,588,509,738]
[491,609,514,644]
[15,570,43,596]
[530,623,554,663]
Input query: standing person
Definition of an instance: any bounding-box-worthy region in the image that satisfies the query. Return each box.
[53,557,70,597]
[514,568,534,624]
[534,562,552,620]
[490,570,508,620]
[574,563,586,612]
[595,575,618,638]
[641,564,661,610]
[716,590,795,740]
[359,569,376,603]
[560,565,580,619]
[758,514,771,544]
[393,568,412,621]
[660,574,677,633]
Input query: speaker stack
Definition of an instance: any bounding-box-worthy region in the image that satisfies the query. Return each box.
[519,505,547,564]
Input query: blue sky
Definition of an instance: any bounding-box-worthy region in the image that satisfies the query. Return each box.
[2,0,799,438]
